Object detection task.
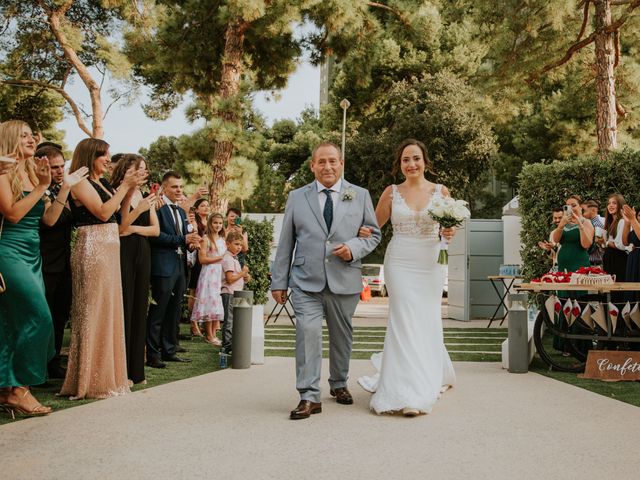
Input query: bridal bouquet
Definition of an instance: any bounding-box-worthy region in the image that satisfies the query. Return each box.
[427,197,470,265]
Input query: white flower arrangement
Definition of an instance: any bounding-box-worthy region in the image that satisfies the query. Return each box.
[427,196,471,264]
[342,187,356,201]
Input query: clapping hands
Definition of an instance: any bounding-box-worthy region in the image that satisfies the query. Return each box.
[622,204,636,222]
[139,193,158,212]
[123,166,148,189]
[64,166,89,187]
[186,232,201,249]
[34,156,51,187]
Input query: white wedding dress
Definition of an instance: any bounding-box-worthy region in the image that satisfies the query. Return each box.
[358,184,456,414]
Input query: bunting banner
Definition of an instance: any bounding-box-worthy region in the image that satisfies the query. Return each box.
[592,303,607,332]
[608,302,619,332]
[621,302,632,329]
[580,303,594,329]
[630,302,640,329]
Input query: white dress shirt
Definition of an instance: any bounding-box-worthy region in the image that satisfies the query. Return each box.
[316,178,342,214]
[608,219,630,251]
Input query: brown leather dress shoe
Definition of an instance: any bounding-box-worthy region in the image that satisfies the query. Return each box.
[330,387,354,405]
[290,400,322,420]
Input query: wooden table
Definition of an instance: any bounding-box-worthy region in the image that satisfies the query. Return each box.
[516,282,640,293]
[515,282,640,372]
[486,275,524,328]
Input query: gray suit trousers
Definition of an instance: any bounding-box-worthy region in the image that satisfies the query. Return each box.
[290,287,360,403]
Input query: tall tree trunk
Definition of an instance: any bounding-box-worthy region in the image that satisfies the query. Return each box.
[46,1,104,138]
[594,0,617,156]
[209,20,247,211]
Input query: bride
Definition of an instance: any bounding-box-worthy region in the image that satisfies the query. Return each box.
[358,139,457,417]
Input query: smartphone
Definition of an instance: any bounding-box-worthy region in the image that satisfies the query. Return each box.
[563,205,572,216]
[150,183,160,195]
[189,206,196,214]
[234,217,242,226]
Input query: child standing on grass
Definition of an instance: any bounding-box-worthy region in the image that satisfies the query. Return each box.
[220,230,251,354]
[190,213,226,346]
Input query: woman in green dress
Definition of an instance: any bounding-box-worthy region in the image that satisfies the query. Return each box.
[550,195,594,352]
[552,195,594,277]
[0,120,87,417]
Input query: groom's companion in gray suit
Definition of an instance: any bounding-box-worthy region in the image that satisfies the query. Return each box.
[271,142,381,420]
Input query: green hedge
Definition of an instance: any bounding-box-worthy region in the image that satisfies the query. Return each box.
[518,149,640,281]
[243,217,274,305]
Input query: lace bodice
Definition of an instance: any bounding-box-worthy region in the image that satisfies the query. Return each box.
[390,184,441,239]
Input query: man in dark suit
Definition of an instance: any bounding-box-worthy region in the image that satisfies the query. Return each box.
[146,171,201,368]
[37,144,73,379]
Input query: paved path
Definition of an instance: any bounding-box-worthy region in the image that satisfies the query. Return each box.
[1,358,638,480]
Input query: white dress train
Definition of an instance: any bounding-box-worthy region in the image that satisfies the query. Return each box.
[358,184,456,414]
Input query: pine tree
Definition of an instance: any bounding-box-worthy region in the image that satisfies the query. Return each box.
[1,0,146,138]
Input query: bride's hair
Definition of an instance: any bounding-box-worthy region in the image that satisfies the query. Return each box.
[392,139,434,178]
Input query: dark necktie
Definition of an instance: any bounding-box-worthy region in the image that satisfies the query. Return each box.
[169,204,181,235]
[322,189,333,231]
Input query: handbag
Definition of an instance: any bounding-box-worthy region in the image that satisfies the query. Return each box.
[0,217,5,293]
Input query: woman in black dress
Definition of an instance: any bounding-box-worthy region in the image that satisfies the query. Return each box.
[187,198,210,336]
[622,204,640,303]
[111,154,159,384]
[603,194,628,304]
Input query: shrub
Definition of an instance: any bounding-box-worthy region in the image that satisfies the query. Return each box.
[518,149,640,281]
[243,217,274,305]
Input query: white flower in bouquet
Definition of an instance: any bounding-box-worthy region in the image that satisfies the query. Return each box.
[429,198,445,218]
[427,196,471,264]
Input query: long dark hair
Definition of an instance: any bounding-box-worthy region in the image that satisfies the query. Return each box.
[194,198,208,236]
[604,193,625,236]
[392,138,434,178]
[110,154,145,189]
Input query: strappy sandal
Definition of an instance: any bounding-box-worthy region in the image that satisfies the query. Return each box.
[2,387,53,419]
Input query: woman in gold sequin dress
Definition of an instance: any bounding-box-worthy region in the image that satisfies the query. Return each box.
[60,139,144,399]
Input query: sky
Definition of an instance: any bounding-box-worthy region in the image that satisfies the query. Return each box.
[56,60,320,154]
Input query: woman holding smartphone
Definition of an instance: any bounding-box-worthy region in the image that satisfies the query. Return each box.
[0,120,87,416]
[551,195,594,277]
[550,194,594,352]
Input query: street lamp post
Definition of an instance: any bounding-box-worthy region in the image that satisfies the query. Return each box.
[340,98,350,178]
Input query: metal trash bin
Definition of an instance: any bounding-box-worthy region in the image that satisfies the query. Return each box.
[507,293,529,373]
[232,290,253,369]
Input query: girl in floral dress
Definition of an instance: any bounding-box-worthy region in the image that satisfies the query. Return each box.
[190,213,226,345]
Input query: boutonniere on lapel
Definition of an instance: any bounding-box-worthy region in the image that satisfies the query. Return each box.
[341,187,356,201]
